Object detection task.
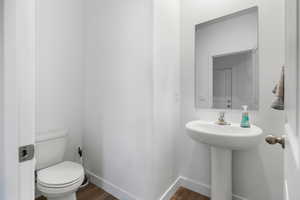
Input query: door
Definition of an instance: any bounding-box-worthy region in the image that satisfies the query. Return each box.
[2,0,36,199]
[268,0,300,199]
[283,0,300,199]
[213,68,232,109]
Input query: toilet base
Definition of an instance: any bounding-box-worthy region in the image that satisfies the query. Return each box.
[46,193,76,200]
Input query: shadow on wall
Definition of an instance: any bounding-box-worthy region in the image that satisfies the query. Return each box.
[233,146,272,200]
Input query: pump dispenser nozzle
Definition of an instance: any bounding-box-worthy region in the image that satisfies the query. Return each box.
[242,105,248,111]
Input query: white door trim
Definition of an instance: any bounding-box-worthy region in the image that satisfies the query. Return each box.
[3,0,36,199]
[284,0,300,199]
[3,0,20,199]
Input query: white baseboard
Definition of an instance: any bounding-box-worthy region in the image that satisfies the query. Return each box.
[284,180,289,200]
[87,170,139,200]
[233,193,248,200]
[87,171,247,200]
[177,176,247,200]
[158,177,182,200]
[179,177,211,198]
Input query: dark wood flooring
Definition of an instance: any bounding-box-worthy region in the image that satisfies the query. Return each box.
[36,184,117,200]
[35,184,209,200]
[171,187,209,200]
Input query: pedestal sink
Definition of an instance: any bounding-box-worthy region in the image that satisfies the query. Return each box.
[185,120,263,200]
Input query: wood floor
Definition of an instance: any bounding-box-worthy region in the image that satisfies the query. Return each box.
[171,187,209,200]
[36,184,117,200]
[36,184,209,200]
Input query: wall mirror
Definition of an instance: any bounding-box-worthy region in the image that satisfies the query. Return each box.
[195,7,259,110]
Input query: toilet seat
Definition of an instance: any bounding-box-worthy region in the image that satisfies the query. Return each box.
[38,176,83,188]
[37,175,84,199]
[37,161,84,188]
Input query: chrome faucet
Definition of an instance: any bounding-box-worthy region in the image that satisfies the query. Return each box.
[216,111,230,125]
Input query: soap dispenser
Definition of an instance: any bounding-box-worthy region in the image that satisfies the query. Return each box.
[240,105,250,128]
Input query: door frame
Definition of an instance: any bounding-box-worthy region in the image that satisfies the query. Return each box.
[284,0,300,199]
[3,0,36,199]
[208,47,257,109]
[285,0,300,165]
[212,68,232,109]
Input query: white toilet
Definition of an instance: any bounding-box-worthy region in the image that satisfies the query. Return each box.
[35,129,84,200]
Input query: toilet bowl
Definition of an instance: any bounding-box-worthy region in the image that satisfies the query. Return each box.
[35,130,84,200]
[37,161,84,200]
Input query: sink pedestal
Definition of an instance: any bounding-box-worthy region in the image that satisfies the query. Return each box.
[211,146,232,200]
[186,120,263,200]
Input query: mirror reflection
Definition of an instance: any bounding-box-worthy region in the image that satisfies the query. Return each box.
[195,7,259,110]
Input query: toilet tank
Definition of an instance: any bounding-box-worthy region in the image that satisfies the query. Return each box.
[35,129,68,170]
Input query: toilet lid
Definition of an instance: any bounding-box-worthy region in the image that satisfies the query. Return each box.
[37,161,84,186]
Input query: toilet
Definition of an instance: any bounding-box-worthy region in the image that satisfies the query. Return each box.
[35,129,84,200]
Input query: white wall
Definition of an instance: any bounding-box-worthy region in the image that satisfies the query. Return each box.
[152,0,180,198]
[36,0,84,161]
[35,1,284,199]
[35,0,180,199]
[178,0,285,200]
[0,0,3,197]
[84,0,154,199]
[84,0,180,199]
[195,9,258,109]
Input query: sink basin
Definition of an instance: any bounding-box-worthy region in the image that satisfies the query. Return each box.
[185,120,263,200]
[186,120,263,150]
